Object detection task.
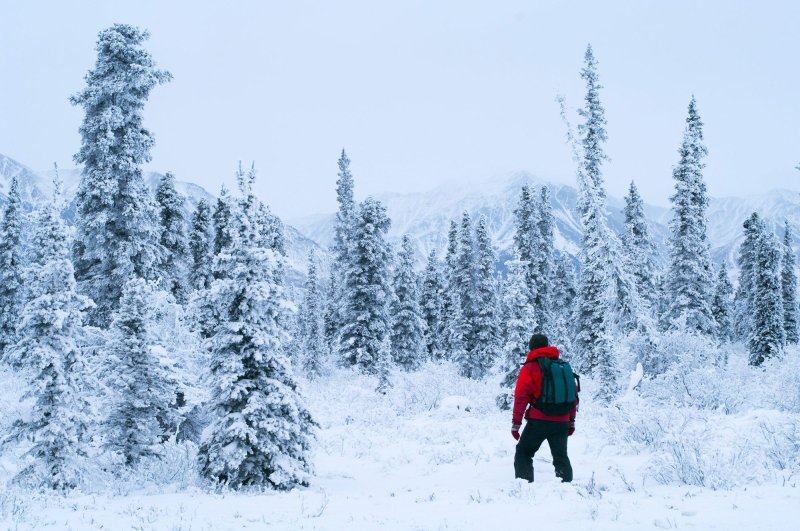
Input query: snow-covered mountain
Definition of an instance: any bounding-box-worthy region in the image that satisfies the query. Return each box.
[4,153,798,280]
[290,170,800,272]
[0,153,321,287]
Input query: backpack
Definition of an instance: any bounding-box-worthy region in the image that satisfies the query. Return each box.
[528,357,580,416]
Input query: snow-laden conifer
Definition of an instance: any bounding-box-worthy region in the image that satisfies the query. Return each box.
[441,220,460,360]
[711,263,734,342]
[189,199,214,291]
[453,212,480,378]
[532,186,555,330]
[339,197,393,377]
[570,45,615,389]
[622,181,658,305]
[5,172,92,489]
[213,185,234,259]
[469,216,500,379]
[513,185,537,309]
[497,258,536,409]
[156,172,190,303]
[295,251,327,378]
[327,150,357,347]
[550,252,577,360]
[390,236,425,370]
[420,249,446,360]
[733,212,762,341]
[104,277,178,465]
[664,97,715,334]
[71,24,170,326]
[577,44,608,209]
[748,228,785,365]
[781,221,799,344]
[0,175,24,360]
[199,163,313,489]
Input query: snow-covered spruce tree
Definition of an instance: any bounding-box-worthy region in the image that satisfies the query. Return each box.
[213,184,234,259]
[711,262,734,342]
[199,164,313,489]
[295,251,327,378]
[339,197,393,379]
[420,249,446,360]
[733,212,762,342]
[782,221,799,344]
[156,172,190,303]
[577,45,608,206]
[531,186,555,330]
[748,228,785,365]
[327,150,357,348]
[0,175,24,361]
[571,45,615,388]
[497,258,536,409]
[70,24,170,327]
[453,212,480,378]
[390,236,425,370]
[6,174,93,490]
[664,97,715,334]
[470,216,500,379]
[550,251,577,361]
[440,220,461,360]
[189,199,214,291]
[104,277,178,465]
[257,202,287,256]
[622,181,658,305]
[513,185,537,312]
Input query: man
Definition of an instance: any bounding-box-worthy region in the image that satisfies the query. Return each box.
[511,333,577,483]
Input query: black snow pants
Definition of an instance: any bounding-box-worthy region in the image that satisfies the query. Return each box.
[514,419,572,483]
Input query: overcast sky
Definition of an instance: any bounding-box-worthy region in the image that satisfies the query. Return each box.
[1,1,798,219]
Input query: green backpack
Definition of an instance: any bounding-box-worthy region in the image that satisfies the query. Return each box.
[529,357,579,416]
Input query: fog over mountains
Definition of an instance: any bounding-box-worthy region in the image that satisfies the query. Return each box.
[2,152,799,281]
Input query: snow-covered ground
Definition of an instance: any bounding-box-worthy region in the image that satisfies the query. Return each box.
[1,357,799,530]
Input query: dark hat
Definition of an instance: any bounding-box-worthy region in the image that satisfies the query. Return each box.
[529,334,549,351]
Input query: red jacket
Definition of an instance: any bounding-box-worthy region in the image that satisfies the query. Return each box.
[512,346,578,427]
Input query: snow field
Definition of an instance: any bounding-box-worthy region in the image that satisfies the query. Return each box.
[2,359,799,529]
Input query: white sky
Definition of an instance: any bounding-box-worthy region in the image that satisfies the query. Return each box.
[1,1,798,219]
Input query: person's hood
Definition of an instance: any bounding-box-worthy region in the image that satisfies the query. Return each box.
[524,345,560,363]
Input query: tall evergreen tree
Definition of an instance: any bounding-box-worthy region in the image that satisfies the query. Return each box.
[420,249,446,360]
[733,212,762,341]
[339,198,393,377]
[577,44,608,209]
[622,181,658,305]
[572,45,615,389]
[470,216,500,378]
[189,199,214,291]
[440,220,461,360]
[781,221,799,344]
[748,228,785,365]
[390,236,425,370]
[6,174,92,489]
[328,150,357,347]
[104,277,177,465]
[296,251,327,378]
[496,258,536,409]
[452,212,479,378]
[664,97,715,334]
[70,24,170,326]
[199,165,313,488]
[550,252,577,361]
[213,185,233,259]
[0,175,24,360]
[532,186,555,330]
[156,172,190,303]
[711,263,734,342]
[513,185,537,311]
